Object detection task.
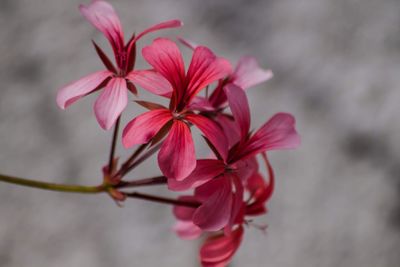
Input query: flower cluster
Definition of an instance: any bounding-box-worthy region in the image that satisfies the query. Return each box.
[57,1,300,266]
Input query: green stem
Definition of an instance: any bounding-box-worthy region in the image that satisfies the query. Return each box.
[0,174,103,194]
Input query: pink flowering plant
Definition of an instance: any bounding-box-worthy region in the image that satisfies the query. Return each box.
[0,1,300,266]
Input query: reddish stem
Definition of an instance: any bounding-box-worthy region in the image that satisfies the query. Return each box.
[116,176,167,189]
[117,143,148,177]
[108,116,121,172]
[120,143,162,177]
[123,191,200,208]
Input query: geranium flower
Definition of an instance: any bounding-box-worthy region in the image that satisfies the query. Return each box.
[122,38,231,180]
[177,37,273,112]
[168,84,300,231]
[173,153,275,267]
[57,0,182,129]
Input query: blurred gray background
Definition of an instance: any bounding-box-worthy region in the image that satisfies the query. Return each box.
[0,0,399,266]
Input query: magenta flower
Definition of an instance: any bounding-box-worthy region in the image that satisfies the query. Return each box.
[122,38,231,180]
[57,0,182,129]
[172,154,275,267]
[169,84,300,231]
[178,37,273,113]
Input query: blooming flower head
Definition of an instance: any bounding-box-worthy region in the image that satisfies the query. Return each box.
[122,38,232,180]
[57,0,182,130]
[169,84,300,232]
[172,152,275,267]
[177,37,273,113]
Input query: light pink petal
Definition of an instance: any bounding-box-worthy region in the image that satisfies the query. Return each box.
[168,159,225,191]
[127,70,173,97]
[239,113,301,159]
[158,120,196,180]
[232,56,273,89]
[224,84,250,140]
[94,77,128,130]
[177,36,198,50]
[186,46,232,101]
[57,70,112,109]
[142,38,185,98]
[185,114,228,162]
[79,0,124,53]
[173,196,198,221]
[173,221,202,240]
[200,226,244,266]
[193,176,233,231]
[134,20,183,43]
[122,109,172,148]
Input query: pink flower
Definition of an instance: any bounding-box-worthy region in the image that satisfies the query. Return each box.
[178,37,273,112]
[207,56,273,110]
[122,38,232,180]
[169,84,300,231]
[57,0,182,130]
[172,154,275,267]
[200,226,244,267]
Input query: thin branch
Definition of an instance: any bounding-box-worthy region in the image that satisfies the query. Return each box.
[117,143,148,177]
[116,176,167,189]
[121,143,162,176]
[123,191,200,208]
[0,174,103,194]
[108,116,121,172]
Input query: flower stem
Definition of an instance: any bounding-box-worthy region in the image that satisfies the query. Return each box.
[0,174,193,208]
[123,191,200,208]
[118,143,148,177]
[0,174,103,194]
[116,176,167,189]
[108,116,121,172]
[121,143,163,176]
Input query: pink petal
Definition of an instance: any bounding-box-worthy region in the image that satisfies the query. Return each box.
[79,0,124,53]
[126,70,172,96]
[122,109,172,148]
[208,81,227,109]
[228,174,244,230]
[158,120,196,180]
[188,96,216,112]
[134,20,183,43]
[231,157,259,183]
[186,46,232,102]
[224,84,250,140]
[177,36,198,50]
[232,56,273,89]
[193,176,233,231]
[245,152,275,216]
[239,113,301,159]
[215,114,241,148]
[57,70,112,109]
[186,114,229,162]
[200,226,243,267]
[173,221,202,240]
[173,196,198,221]
[142,38,186,98]
[126,20,183,71]
[168,159,225,191]
[94,77,128,130]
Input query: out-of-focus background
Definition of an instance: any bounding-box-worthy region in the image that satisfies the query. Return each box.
[0,0,399,266]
